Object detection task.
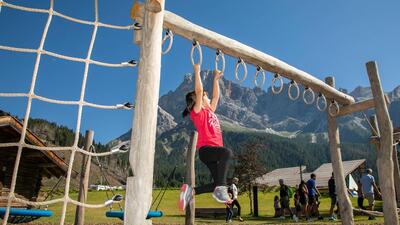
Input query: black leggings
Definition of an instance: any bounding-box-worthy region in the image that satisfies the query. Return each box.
[195,146,232,195]
[232,199,241,216]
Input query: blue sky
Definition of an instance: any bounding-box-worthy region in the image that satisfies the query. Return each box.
[0,0,399,144]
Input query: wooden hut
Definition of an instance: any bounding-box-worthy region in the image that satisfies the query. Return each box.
[0,115,76,207]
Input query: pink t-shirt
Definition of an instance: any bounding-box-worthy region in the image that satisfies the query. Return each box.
[190,106,223,149]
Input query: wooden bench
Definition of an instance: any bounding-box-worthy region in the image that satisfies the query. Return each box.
[195,208,238,218]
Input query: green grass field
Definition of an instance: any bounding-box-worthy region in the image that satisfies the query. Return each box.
[23,189,384,224]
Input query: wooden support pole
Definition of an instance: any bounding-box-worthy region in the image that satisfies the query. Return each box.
[74,130,93,225]
[253,186,258,217]
[125,0,165,224]
[325,77,354,225]
[337,95,390,117]
[132,4,354,105]
[185,131,197,225]
[366,61,398,225]
[369,116,400,206]
[393,144,400,206]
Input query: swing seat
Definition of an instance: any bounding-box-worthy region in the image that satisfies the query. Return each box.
[106,210,163,220]
[0,208,53,224]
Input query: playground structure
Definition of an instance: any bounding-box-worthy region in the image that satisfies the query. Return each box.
[0,0,398,225]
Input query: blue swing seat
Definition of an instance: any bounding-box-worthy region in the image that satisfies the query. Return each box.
[106,210,163,220]
[0,208,53,224]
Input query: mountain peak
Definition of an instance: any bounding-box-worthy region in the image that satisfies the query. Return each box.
[390,85,400,101]
[350,86,372,100]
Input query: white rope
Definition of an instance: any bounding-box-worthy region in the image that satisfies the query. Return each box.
[161,29,173,55]
[235,58,247,83]
[190,40,202,66]
[1,1,135,30]
[317,93,327,111]
[254,66,266,88]
[0,143,128,157]
[288,80,300,100]
[59,1,99,223]
[271,73,284,94]
[2,0,54,223]
[0,45,137,68]
[214,49,225,73]
[1,0,131,223]
[0,93,28,97]
[303,87,315,105]
[328,100,340,117]
[0,92,134,110]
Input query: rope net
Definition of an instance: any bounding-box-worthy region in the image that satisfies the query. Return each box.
[0,1,136,224]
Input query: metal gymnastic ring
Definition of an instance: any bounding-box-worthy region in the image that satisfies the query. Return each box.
[316,93,327,111]
[162,29,173,55]
[271,73,284,94]
[303,87,315,105]
[190,40,202,66]
[288,80,300,100]
[234,58,247,83]
[214,49,225,73]
[328,100,340,117]
[254,66,266,88]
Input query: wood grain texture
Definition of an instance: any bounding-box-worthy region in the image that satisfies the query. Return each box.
[325,77,354,225]
[185,132,197,225]
[125,0,165,224]
[366,61,398,225]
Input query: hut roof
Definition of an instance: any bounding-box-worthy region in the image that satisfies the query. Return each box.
[255,166,306,187]
[0,115,77,178]
[255,159,366,188]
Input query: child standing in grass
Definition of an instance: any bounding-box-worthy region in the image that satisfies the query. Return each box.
[274,195,281,218]
[226,192,234,223]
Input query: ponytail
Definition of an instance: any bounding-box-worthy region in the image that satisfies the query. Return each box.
[182,107,190,118]
[182,91,196,118]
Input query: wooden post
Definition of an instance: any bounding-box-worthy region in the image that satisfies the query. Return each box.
[185,131,197,225]
[369,116,400,206]
[125,0,165,224]
[366,61,398,225]
[74,130,94,225]
[369,115,380,136]
[325,76,354,225]
[252,186,258,217]
[300,165,303,181]
[393,144,400,206]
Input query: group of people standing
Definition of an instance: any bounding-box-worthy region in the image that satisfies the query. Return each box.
[274,173,325,222]
[275,169,380,222]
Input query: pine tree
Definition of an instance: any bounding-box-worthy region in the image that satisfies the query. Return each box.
[233,143,267,215]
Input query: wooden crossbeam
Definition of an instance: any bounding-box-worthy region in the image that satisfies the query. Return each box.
[337,98,375,117]
[132,4,355,105]
[370,132,400,145]
[337,95,390,117]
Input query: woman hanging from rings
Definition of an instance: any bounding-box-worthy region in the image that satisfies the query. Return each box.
[178,43,233,211]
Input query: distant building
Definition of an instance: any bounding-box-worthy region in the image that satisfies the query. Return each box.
[0,115,77,208]
[255,159,366,190]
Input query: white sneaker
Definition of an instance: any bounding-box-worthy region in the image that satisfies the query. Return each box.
[293,215,298,222]
[212,186,231,203]
[279,216,285,220]
[178,184,193,211]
